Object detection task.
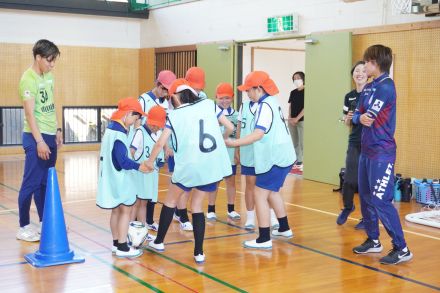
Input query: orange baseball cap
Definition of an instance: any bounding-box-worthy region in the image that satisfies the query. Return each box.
[156,70,176,90]
[216,82,234,98]
[185,67,205,90]
[237,71,279,96]
[168,78,198,96]
[111,97,147,120]
[147,105,166,128]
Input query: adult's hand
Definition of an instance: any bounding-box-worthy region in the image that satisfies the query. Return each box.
[37,141,51,160]
[360,113,375,127]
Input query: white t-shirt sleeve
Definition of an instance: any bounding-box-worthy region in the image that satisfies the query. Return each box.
[237,104,244,122]
[130,129,144,161]
[254,103,273,132]
[214,103,223,119]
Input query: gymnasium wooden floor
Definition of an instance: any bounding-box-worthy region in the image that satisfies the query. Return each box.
[0,151,439,292]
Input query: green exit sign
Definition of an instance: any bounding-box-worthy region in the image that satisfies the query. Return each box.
[267,14,298,34]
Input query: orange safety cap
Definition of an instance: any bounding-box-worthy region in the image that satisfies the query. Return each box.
[111,97,147,120]
[216,82,234,98]
[237,71,279,96]
[147,105,167,128]
[168,78,198,96]
[185,67,205,90]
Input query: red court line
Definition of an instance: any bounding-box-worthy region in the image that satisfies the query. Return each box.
[69,229,199,293]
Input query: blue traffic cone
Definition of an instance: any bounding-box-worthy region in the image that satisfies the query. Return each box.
[25,167,85,267]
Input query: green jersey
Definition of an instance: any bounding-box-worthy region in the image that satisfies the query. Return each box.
[19,68,57,134]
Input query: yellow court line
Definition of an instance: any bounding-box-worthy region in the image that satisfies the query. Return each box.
[158,172,440,241]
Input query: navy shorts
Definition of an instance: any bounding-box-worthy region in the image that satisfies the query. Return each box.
[173,181,218,192]
[240,165,256,176]
[227,165,237,176]
[167,156,175,172]
[256,165,293,192]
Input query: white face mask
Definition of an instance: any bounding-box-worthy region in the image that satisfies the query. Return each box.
[293,79,303,88]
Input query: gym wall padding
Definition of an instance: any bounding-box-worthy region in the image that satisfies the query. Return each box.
[353,27,440,179]
[303,32,352,185]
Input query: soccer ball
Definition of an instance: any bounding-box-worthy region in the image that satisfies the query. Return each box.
[128,221,148,248]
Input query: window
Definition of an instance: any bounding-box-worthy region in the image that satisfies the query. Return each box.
[0,107,24,146]
[63,106,117,144]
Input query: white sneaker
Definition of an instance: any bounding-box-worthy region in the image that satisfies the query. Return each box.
[38,222,42,234]
[146,233,156,242]
[16,225,40,242]
[173,213,180,222]
[206,212,217,221]
[112,245,117,254]
[271,219,280,230]
[227,211,241,220]
[271,229,293,239]
[148,241,165,252]
[194,254,205,264]
[147,222,159,232]
[243,239,272,250]
[180,221,193,231]
[244,221,255,230]
[115,247,143,258]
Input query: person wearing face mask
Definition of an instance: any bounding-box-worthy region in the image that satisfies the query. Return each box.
[336,61,368,229]
[288,71,305,172]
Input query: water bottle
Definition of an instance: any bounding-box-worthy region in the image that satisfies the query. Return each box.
[394,173,402,202]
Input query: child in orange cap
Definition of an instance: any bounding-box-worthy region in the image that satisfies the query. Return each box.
[169,67,235,230]
[96,97,149,258]
[145,78,233,264]
[136,70,176,231]
[207,82,241,221]
[168,67,208,229]
[226,71,296,250]
[128,105,167,242]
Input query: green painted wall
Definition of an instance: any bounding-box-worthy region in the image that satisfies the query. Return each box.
[303,32,352,185]
[197,43,234,100]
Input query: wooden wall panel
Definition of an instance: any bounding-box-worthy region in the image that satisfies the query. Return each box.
[0,43,141,109]
[353,28,440,179]
[139,48,155,94]
[0,43,155,154]
[155,49,196,79]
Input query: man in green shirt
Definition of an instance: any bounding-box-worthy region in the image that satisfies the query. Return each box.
[17,39,62,242]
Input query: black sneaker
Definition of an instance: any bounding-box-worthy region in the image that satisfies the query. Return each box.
[354,218,365,230]
[336,205,355,225]
[353,238,383,254]
[380,247,413,265]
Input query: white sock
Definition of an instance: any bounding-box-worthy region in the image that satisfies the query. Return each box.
[246,210,255,221]
[402,247,408,252]
[372,239,379,244]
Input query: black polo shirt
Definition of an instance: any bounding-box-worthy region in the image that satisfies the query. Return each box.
[343,89,362,146]
[288,89,304,121]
